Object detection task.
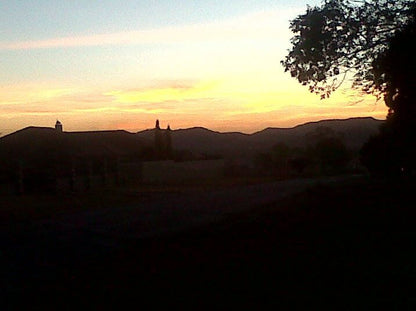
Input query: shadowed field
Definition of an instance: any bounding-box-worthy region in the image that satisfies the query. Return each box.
[2,176,416,309]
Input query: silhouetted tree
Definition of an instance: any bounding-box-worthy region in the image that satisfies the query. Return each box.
[306,127,350,174]
[360,23,416,177]
[315,136,350,174]
[282,0,416,176]
[360,128,394,177]
[282,0,415,99]
[361,116,415,177]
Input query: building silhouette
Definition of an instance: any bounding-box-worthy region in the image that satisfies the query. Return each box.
[55,120,63,132]
[0,119,230,194]
[154,119,172,160]
[0,121,154,194]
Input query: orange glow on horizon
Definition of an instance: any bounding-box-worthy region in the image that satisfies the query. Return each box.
[0,6,389,137]
[0,77,388,137]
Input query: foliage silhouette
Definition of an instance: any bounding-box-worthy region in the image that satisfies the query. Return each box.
[283,0,416,176]
[255,127,350,176]
[360,21,416,177]
[282,0,415,100]
[305,126,350,174]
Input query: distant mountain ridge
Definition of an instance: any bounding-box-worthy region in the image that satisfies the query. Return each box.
[0,117,385,161]
[137,117,384,158]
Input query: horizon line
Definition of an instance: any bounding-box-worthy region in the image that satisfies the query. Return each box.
[1,116,385,138]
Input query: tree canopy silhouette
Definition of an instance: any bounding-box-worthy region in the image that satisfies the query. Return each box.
[282,0,416,176]
[282,0,415,101]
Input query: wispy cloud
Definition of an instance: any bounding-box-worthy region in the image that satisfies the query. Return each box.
[0,85,75,106]
[0,80,228,117]
[0,9,296,51]
[105,80,219,104]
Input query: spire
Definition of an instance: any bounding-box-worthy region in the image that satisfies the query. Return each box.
[55,120,63,132]
[155,119,160,130]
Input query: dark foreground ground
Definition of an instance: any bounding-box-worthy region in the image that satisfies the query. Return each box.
[2,177,416,309]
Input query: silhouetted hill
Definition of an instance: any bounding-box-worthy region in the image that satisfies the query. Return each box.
[137,117,383,158]
[172,127,249,157]
[137,127,249,157]
[250,117,384,151]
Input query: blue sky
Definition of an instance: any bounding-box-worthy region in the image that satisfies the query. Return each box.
[1,1,311,83]
[0,1,386,135]
[1,1,311,39]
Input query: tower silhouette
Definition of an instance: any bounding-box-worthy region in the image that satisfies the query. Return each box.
[154,120,172,160]
[55,120,63,132]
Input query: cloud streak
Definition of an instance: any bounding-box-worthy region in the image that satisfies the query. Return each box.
[105,80,220,104]
[0,9,295,51]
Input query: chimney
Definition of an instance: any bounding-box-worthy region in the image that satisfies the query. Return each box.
[55,120,63,132]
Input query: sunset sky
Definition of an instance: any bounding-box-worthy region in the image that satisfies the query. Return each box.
[0,0,387,136]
